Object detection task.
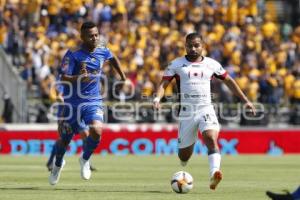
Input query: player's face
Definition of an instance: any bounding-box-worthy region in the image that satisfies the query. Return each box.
[81,27,100,49]
[185,37,203,58]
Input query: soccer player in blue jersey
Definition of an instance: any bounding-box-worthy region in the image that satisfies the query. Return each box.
[49,21,126,185]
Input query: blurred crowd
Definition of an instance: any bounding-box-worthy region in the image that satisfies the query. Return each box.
[0,0,299,123]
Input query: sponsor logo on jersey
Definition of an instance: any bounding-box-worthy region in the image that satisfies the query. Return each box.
[188,70,203,78]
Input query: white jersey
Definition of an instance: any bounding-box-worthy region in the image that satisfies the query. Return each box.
[163,56,227,107]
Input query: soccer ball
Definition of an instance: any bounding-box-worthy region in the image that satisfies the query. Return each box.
[170,171,193,193]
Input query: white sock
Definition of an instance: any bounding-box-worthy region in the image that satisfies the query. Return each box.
[208,153,221,177]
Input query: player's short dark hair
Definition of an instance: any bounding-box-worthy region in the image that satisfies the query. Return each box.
[81,21,97,32]
[186,33,203,42]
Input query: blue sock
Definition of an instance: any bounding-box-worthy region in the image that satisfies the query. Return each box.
[82,136,99,161]
[55,142,67,167]
[292,186,300,199]
[47,143,56,166]
[82,138,87,150]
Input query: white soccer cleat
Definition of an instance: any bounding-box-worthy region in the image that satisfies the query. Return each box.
[209,170,223,190]
[79,157,91,180]
[49,159,65,185]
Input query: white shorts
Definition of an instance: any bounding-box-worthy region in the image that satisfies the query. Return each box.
[177,105,220,149]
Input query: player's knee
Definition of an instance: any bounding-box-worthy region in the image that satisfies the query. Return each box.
[57,138,70,148]
[89,128,102,140]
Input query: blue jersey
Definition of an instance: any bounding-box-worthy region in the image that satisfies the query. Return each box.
[60,46,113,105]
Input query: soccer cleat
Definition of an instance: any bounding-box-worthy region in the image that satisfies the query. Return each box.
[48,160,65,185]
[266,190,293,200]
[79,157,91,180]
[209,170,223,190]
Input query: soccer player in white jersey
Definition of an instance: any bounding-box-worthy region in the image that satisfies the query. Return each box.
[153,33,256,190]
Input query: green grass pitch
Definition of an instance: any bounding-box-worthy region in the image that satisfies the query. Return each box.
[0,155,299,200]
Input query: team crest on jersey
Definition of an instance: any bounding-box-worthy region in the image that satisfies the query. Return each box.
[91,58,96,62]
[188,70,203,78]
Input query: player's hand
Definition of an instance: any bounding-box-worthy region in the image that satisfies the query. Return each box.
[153,97,161,110]
[56,93,64,102]
[245,101,256,116]
[80,67,90,82]
[120,78,133,89]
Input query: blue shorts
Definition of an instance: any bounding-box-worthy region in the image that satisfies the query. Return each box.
[58,102,104,136]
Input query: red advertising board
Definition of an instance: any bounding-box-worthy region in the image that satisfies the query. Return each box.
[0,125,299,155]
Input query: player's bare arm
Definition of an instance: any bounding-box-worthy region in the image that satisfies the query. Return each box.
[153,79,171,110]
[60,68,89,82]
[108,56,126,81]
[222,75,256,115]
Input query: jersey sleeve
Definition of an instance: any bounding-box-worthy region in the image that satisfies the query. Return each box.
[212,60,228,80]
[60,50,76,75]
[162,62,176,81]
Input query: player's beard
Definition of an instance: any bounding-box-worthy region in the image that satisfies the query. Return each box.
[85,41,98,52]
[187,53,201,61]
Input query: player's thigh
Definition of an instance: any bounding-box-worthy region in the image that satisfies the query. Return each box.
[81,104,104,136]
[198,105,220,134]
[198,105,220,147]
[58,105,81,144]
[178,118,198,149]
[81,104,104,124]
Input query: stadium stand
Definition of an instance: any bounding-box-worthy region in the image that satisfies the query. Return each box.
[0,0,299,125]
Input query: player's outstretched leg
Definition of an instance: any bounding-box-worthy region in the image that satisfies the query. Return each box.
[46,141,57,171]
[49,159,66,185]
[80,136,99,180]
[80,121,101,180]
[82,137,97,171]
[48,133,72,185]
[202,130,222,190]
[49,140,68,185]
[208,149,222,190]
[178,144,194,167]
